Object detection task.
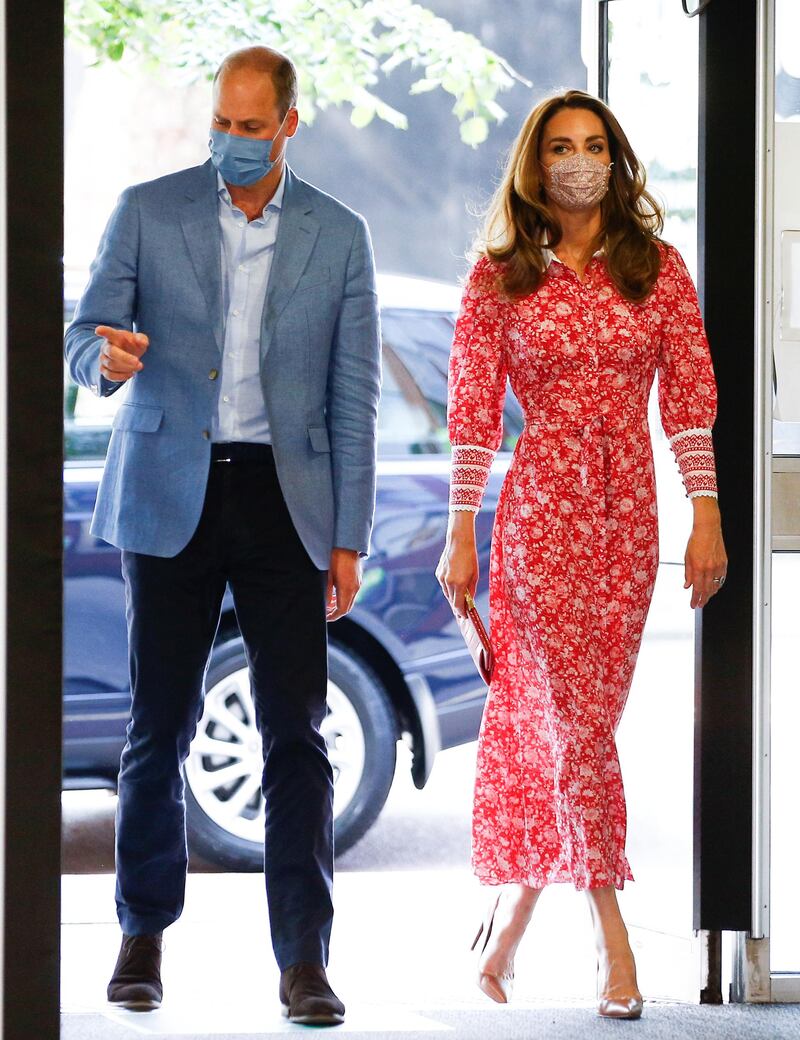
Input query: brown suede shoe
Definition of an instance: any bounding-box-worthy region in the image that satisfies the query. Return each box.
[279,963,345,1026]
[107,933,163,1011]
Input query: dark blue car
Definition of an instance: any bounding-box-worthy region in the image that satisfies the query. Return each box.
[63,273,523,868]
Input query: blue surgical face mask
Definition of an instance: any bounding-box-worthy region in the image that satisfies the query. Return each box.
[208,111,288,186]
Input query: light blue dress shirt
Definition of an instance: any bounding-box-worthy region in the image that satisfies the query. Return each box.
[212,167,287,443]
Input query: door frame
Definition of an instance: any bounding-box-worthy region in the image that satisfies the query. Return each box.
[2,1,64,1036]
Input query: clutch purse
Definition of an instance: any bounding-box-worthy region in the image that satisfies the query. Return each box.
[457,590,494,685]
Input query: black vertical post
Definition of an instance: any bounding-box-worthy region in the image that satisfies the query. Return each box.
[3,0,64,1035]
[598,1,610,101]
[694,0,757,932]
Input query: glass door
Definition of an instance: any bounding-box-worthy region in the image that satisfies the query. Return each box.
[765,0,800,996]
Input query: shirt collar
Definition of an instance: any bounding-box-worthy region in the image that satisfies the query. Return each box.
[216,164,287,217]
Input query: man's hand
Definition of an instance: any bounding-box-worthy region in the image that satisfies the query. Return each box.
[96,325,149,383]
[326,547,362,622]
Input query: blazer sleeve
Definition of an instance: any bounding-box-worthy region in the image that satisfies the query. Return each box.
[447,255,508,512]
[327,215,382,557]
[64,185,140,398]
[655,246,719,500]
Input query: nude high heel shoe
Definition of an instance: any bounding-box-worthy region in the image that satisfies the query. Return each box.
[595,954,643,1019]
[470,886,539,1004]
[471,893,513,1003]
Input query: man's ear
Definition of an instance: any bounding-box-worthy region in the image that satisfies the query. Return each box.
[285,108,300,139]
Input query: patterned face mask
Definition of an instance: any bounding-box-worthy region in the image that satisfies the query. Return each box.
[543,152,613,212]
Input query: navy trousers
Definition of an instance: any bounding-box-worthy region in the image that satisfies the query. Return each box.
[115,444,334,970]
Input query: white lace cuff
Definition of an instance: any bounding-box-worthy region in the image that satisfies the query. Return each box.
[668,428,718,499]
[449,444,495,512]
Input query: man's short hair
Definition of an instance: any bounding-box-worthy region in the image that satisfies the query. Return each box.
[214,46,298,118]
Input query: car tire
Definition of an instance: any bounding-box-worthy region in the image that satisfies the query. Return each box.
[325,642,398,854]
[184,638,398,871]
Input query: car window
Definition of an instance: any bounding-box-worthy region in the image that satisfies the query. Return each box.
[381,308,522,454]
[378,343,448,455]
[63,301,124,462]
[64,368,123,464]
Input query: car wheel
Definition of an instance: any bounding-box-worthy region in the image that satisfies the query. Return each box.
[184,638,398,870]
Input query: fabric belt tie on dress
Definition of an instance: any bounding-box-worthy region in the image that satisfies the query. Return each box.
[572,415,614,588]
[578,415,607,492]
[525,408,648,493]
[525,413,614,492]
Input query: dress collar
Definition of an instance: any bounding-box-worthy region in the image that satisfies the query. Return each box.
[543,245,604,268]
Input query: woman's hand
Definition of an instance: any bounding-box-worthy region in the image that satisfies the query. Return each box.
[684,498,728,609]
[436,512,479,618]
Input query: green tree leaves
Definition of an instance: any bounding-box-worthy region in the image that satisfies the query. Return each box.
[65,0,529,146]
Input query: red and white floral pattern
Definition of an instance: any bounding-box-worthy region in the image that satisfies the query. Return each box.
[447,245,718,890]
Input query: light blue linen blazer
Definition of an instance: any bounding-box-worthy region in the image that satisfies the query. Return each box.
[65,161,381,569]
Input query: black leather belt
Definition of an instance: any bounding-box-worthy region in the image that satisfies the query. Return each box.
[211,441,274,463]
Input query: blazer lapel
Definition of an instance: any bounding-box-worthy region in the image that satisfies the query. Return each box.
[261,167,321,358]
[180,160,224,355]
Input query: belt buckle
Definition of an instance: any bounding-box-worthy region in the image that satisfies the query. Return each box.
[213,441,234,463]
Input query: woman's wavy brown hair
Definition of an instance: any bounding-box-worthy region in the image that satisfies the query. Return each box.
[476,89,664,302]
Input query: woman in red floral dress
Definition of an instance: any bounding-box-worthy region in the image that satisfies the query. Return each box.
[436,90,728,1019]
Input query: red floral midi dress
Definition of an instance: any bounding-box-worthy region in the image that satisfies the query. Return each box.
[447,245,719,891]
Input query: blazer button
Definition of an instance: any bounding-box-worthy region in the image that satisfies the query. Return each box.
[208,368,219,380]
[202,429,210,440]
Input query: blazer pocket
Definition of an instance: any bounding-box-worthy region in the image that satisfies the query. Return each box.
[294,266,331,295]
[112,402,164,433]
[307,425,331,453]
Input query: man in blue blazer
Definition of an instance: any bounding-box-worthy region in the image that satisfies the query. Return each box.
[65,45,381,1026]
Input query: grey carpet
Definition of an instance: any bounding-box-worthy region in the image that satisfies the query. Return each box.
[60,1001,800,1039]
